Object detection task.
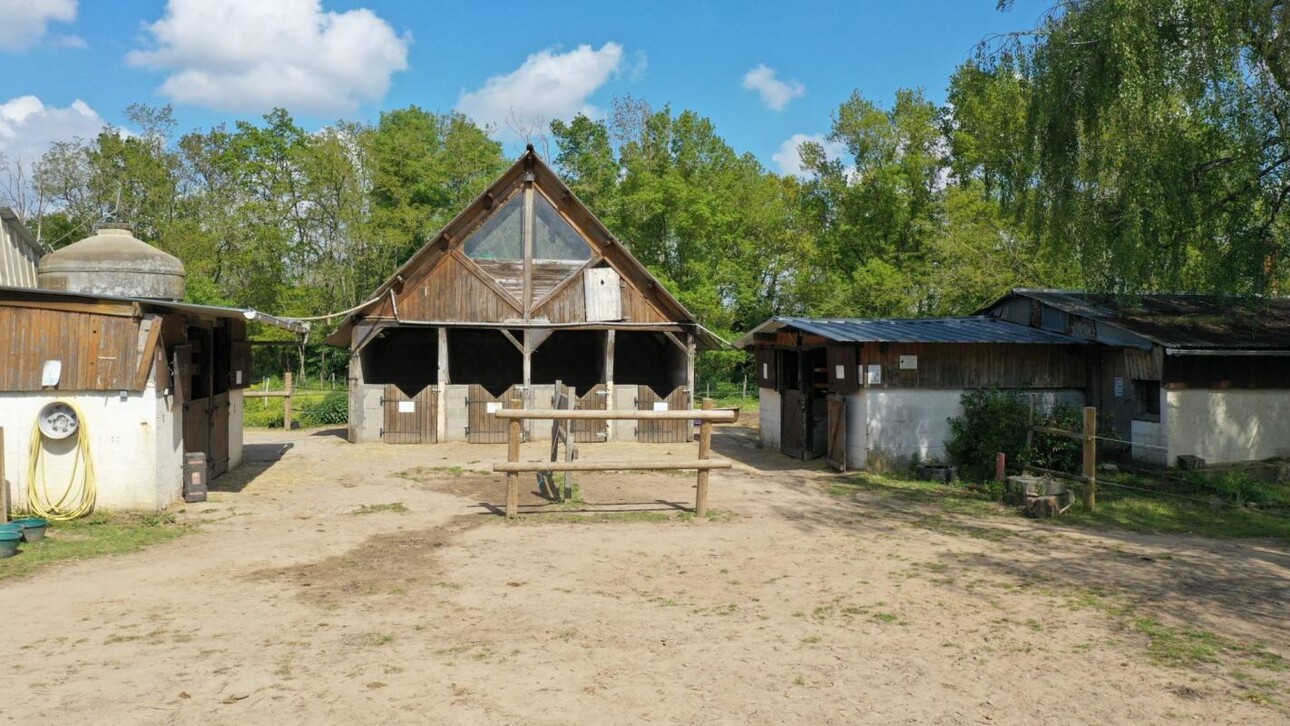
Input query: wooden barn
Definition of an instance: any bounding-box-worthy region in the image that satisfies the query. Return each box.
[734,316,1091,470]
[0,224,305,511]
[328,148,721,445]
[981,290,1290,466]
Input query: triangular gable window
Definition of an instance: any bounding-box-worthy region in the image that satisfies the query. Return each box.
[463,195,523,261]
[533,193,591,262]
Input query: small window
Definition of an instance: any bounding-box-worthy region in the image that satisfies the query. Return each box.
[1134,379,1161,419]
[463,195,523,261]
[533,193,591,262]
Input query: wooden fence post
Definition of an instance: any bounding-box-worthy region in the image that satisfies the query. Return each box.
[506,397,522,518]
[695,398,714,518]
[1082,406,1097,510]
[283,371,294,431]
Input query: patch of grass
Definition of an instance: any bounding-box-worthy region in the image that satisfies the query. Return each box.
[393,465,486,480]
[1061,483,1290,543]
[872,612,900,624]
[0,512,189,582]
[828,472,1003,517]
[1134,617,1226,668]
[351,502,409,515]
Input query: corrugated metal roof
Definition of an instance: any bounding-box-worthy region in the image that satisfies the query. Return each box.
[0,208,43,289]
[0,285,309,334]
[988,289,1290,350]
[733,316,1085,348]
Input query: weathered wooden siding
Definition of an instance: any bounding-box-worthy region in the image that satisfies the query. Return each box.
[853,343,1088,390]
[0,306,146,391]
[534,272,586,322]
[621,282,669,324]
[371,253,522,321]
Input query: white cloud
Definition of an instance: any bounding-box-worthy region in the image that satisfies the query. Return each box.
[742,64,805,111]
[127,0,409,114]
[456,43,625,136]
[772,133,849,178]
[0,0,77,51]
[0,95,106,167]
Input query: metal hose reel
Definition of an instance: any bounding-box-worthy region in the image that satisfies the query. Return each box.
[37,402,80,440]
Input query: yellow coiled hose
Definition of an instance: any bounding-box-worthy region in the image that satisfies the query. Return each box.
[26,402,97,520]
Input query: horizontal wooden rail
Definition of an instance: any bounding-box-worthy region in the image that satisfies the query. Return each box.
[493,409,736,422]
[243,391,291,399]
[1030,425,1084,440]
[495,459,732,473]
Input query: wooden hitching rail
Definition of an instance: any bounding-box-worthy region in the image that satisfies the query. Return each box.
[492,399,735,518]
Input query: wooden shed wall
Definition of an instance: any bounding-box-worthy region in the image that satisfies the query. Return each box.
[0,306,146,391]
[858,343,1087,389]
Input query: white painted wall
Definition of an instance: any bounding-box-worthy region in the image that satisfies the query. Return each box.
[443,384,470,442]
[228,389,244,470]
[844,392,867,470]
[1130,419,1166,466]
[0,388,177,511]
[758,388,780,450]
[1165,389,1290,464]
[862,388,1084,471]
[613,386,638,441]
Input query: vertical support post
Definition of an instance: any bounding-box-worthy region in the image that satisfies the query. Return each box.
[695,398,714,518]
[995,452,1006,482]
[522,178,534,319]
[0,427,8,522]
[604,329,616,441]
[563,386,575,502]
[506,397,522,518]
[437,327,449,443]
[1082,406,1097,510]
[283,371,293,431]
[521,330,532,443]
[685,332,696,442]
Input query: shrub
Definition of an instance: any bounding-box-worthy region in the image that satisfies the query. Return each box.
[945,389,1030,481]
[302,390,348,426]
[1184,470,1275,505]
[946,390,1083,481]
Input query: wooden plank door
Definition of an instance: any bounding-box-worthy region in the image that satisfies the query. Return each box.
[636,386,691,443]
[466,384,521,443]
[382,385,438,444]
[210,393,230,477]
[573,384,608,443]
[781,388,805,458]
[183,396,211,463]
[826,395,846,471]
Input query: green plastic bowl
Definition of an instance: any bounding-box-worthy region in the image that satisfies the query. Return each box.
[12,517,49,543]
[0,531,20,558]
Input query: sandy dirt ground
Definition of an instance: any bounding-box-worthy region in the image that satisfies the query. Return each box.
[2,423,1288,724]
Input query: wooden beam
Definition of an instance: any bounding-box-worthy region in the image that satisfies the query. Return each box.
[450,249,524,313]
[495,459,731,473]
[522,178,534,319]
[695,398,714,517]
[1082,406,1097,510]
[438,326,450,384]
[499,328,525,353]
[0,297,138,317]
[663,331,687,353]
[530,254,603,313]
[133,316,164,390]
[494,409,735,421]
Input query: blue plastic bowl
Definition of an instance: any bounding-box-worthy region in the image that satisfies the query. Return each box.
[0,523,22,538]
[0,531,20,558]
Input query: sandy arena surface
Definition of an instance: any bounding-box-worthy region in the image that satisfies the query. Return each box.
[2,423,1288,724]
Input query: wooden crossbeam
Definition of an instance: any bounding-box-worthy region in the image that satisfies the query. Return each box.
[494,409,735,422]
[495,459,731,473]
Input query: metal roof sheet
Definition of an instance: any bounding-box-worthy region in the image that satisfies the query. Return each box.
[733,315,1085,348]
[988,289,1290,349]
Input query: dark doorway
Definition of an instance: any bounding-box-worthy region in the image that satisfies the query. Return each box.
[448,329,523,396]
[615,331,685,396]
[360,327,438,397]
[531,330,605,392]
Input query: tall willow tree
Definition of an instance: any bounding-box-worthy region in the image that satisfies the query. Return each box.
[979,0,1290,294]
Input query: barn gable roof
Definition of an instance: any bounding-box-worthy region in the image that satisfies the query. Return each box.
[982,289,1290,351]
[325,147,721,348]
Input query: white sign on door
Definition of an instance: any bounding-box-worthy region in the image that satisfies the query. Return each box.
[398,401,416,413]
[652,402,669,411]
[486,402,502,414]
[899,355,918,370]
[867,364,882,385]
[835,364,844,379]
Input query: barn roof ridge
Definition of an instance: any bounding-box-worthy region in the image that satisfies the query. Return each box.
[733,314,1085,348]
[326,148,717,347]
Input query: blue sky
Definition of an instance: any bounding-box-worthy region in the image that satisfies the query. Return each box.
[0,0,1053,176]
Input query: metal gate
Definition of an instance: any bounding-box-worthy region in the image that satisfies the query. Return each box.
[573,384,609,443]
[826,395,846,471]
[466,384,524,443]
[382,385,438,444]
[781,388,805,458]
[636,386,691,443]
